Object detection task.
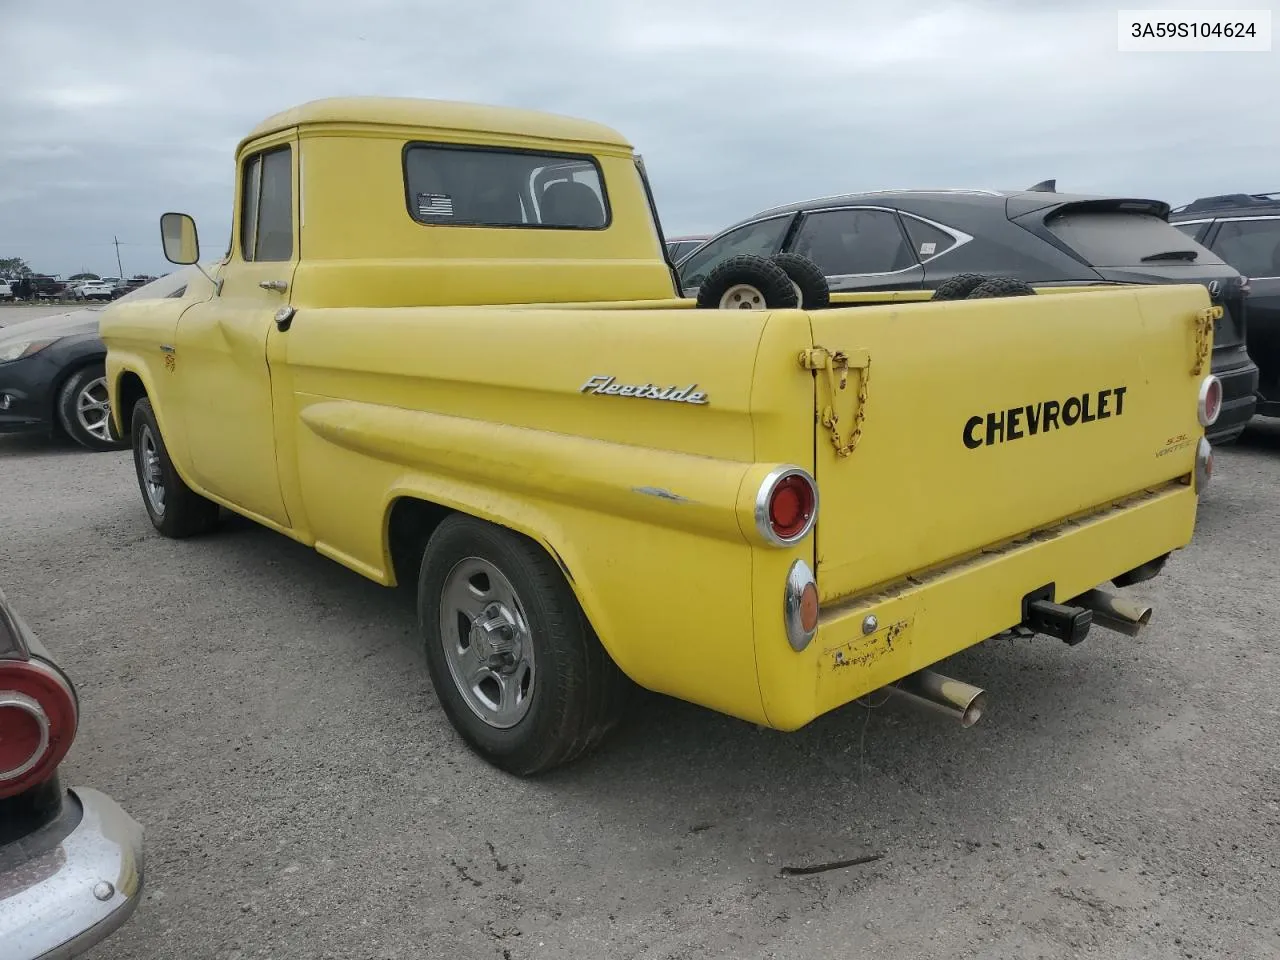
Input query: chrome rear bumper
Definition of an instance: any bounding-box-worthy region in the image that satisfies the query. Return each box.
[0,787,145,960]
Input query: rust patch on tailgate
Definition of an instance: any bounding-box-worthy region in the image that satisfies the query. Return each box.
[827,617,913,672]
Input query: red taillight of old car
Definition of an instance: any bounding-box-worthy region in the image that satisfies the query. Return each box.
[1198,375,1223,427]
[0,659,78,799]
[756,467,819,546]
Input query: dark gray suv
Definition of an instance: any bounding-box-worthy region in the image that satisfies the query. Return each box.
[677,188,1259,443]
[1171,193,1280,421]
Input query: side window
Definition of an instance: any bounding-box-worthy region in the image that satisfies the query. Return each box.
[791,210,915,276]
[1172,221,1209,243]
[239,146,293,262]
[1210,219,1280,278]
[902,216,958,261]
[678,217,791,286]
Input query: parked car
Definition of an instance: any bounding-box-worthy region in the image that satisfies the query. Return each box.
[0,280,13,302]
[676,188,1258,443]
[72,280,114,302]
[0,584,145,957]
[664,235,708,262]
[1170,192,1280,420]
[28,276,66,300]
[0,268,194,451]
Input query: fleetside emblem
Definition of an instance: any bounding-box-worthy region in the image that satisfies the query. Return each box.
[580,375,709,405]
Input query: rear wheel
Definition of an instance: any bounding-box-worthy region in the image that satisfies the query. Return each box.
[56,364,128,452]
[930,272,993,301]
[695,255,799,311]
[418,514,630,776]
[966,277,1037,299]
[771,253,831,310]
[130,397,220,538]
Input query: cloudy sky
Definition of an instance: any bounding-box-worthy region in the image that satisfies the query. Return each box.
[1,0,1275,278]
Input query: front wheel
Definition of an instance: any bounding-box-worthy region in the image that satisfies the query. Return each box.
[130,397,220,538]
[418,515,630,776]
[56,364,129,452]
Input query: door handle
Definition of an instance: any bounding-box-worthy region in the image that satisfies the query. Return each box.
[259,279,288,293]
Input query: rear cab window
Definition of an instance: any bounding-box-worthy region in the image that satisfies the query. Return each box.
[1045,209,1226,267]
[403,144,609,229]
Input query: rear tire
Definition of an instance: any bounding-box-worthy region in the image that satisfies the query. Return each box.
[695,255,799,310]
[966,277,1037,299]
[130,397,220,538]
[56,364,128,452]
[931,273,992,301]
[418,514,631,776]
[771,253,831,310]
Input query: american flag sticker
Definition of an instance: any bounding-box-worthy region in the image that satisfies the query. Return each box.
[416,193,454,218]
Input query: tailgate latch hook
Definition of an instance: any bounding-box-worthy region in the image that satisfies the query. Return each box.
[1192,305,1221,375]
[800,346,871,458]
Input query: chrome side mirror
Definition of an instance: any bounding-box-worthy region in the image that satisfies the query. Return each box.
[160,212,200,265]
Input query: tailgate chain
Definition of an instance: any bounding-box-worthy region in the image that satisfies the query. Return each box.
[1192,305,1221,376]
[800,346,871,458]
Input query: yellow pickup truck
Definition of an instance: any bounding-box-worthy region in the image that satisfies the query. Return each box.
[101,97,1222,776]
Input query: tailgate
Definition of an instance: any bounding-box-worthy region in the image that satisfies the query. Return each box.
[807,284,1210,603]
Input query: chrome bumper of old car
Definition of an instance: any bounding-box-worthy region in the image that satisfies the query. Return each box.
[0,787,145,960]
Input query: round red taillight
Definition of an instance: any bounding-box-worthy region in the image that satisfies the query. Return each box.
[1199,375,1222,427]
[0,659,78,799]
[756,467,818,546]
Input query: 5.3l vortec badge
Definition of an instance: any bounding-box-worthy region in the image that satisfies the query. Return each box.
[580,375,709,405]
[963,386,1127,449]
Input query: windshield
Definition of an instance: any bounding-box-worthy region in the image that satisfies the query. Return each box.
[1044,210,1226,268]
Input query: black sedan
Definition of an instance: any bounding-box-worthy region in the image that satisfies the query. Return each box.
[677,187,1259,444]
[0,268,192,452]
[0,584,145,957]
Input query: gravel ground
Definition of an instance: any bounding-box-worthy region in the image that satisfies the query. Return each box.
[1,414,1278,960]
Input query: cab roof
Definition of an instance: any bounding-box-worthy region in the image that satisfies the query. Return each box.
[240,96,632,153]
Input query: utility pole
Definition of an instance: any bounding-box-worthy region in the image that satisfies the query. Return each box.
[113,236,124,279]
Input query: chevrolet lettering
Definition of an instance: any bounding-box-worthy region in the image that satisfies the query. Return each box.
[101,96,1212,777]
[963,387,1128,449]
[580,375,709,405]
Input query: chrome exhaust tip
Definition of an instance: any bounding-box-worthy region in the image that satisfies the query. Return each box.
[1071,588,1153,637]
[887,668,988,728]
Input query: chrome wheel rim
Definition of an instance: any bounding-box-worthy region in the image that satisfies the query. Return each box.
[138,424,165,516]
[75,376,113,442]
[439,557,535,729]
[718,283,766,310]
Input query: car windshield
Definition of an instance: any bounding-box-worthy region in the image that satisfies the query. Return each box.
[1045,210,1226,268]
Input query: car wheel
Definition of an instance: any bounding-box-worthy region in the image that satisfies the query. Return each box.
[56,365,129,452]
[931,273,994,301]
[418,514,631,776]
[966,277,1037,299]
[130,397,220,538]
[771,253,831,310]
[694,255,800,311]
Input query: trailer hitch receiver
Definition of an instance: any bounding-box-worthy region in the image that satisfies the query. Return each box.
[1021,584,1093,646]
